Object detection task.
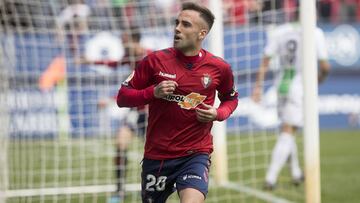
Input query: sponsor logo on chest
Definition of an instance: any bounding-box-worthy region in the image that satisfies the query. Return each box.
[164,92,206,110]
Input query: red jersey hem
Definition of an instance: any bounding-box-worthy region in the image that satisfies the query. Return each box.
[144,150,212,160]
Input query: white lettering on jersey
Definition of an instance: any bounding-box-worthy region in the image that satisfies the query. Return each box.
[159,71,176,79]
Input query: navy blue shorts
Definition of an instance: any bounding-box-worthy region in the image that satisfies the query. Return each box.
[141,153,210,203]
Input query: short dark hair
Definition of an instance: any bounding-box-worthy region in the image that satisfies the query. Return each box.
[181,2,215,31]
[123,25,141,43]
[129,25,141,42]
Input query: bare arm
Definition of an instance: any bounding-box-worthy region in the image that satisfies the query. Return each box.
[252,56,270,102]
[318,60,330,84]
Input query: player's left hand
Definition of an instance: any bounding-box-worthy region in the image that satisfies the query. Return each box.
[196,103,217,123]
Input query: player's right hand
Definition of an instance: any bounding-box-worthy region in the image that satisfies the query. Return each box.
[154,80,178,98]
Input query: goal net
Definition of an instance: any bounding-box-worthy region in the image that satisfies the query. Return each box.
[0,0,306,202]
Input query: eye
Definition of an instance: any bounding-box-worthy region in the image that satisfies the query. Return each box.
[174,19,179,26]
[183,21,191,27]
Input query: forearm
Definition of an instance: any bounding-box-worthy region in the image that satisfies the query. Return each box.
[216,98,238,121]
[94,60,118,68]
[318,60,330,84]
[318,69,329,84]
[117,85,155,107]
[255,57,270,88]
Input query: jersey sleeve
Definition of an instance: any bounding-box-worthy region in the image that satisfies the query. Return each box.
[316,29,328,60]
[217,64,238,101]
[125,56,154,89]
[117,56,156,107]
[263,30,279,58]
[216,64,238,121]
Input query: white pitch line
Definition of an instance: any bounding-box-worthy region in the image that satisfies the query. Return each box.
[223,182,293,203]
[5,183,141,198]
[7,181,293,203]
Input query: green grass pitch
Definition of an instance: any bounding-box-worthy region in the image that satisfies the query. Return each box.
[6,130,360,203]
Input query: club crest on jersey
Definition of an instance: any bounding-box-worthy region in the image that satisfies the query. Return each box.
[164,92,206,110]
[201,74,212,88]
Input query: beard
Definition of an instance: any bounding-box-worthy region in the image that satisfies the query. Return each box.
[173,40,193,53]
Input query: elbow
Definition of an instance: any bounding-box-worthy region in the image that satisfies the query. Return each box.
[116,88,127,107]
[324,63,331,75]
[320,60,331,73]
[116,95,124,108]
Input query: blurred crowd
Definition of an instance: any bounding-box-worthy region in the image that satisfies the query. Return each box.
[0,0,199,32]
[223,0,360,25]
[1,0,360,33]
[317,0,360,23]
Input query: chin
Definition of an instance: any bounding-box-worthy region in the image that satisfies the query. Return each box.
[174,43,182,50]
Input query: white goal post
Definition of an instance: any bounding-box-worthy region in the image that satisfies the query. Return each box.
[301,1,321,203]
[208,0,229,186]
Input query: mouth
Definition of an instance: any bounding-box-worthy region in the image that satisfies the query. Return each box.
[174,35,181,42]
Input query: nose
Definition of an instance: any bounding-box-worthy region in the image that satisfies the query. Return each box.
[175,24,181,33]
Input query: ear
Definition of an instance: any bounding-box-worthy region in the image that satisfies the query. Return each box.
[199,29,208,40]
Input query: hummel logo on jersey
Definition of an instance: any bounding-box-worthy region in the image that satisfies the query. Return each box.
[182,174,202,181]
[159,71,176,79]
[163,92,206,110]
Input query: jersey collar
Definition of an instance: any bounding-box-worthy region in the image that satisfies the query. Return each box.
[174,48,205,64]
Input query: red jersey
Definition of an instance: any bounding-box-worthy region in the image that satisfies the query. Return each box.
[117,48,238,160]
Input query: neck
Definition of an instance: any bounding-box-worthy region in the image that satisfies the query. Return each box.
[174,48,204,64]
[182,48,201,56]
[177,44,202,56]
